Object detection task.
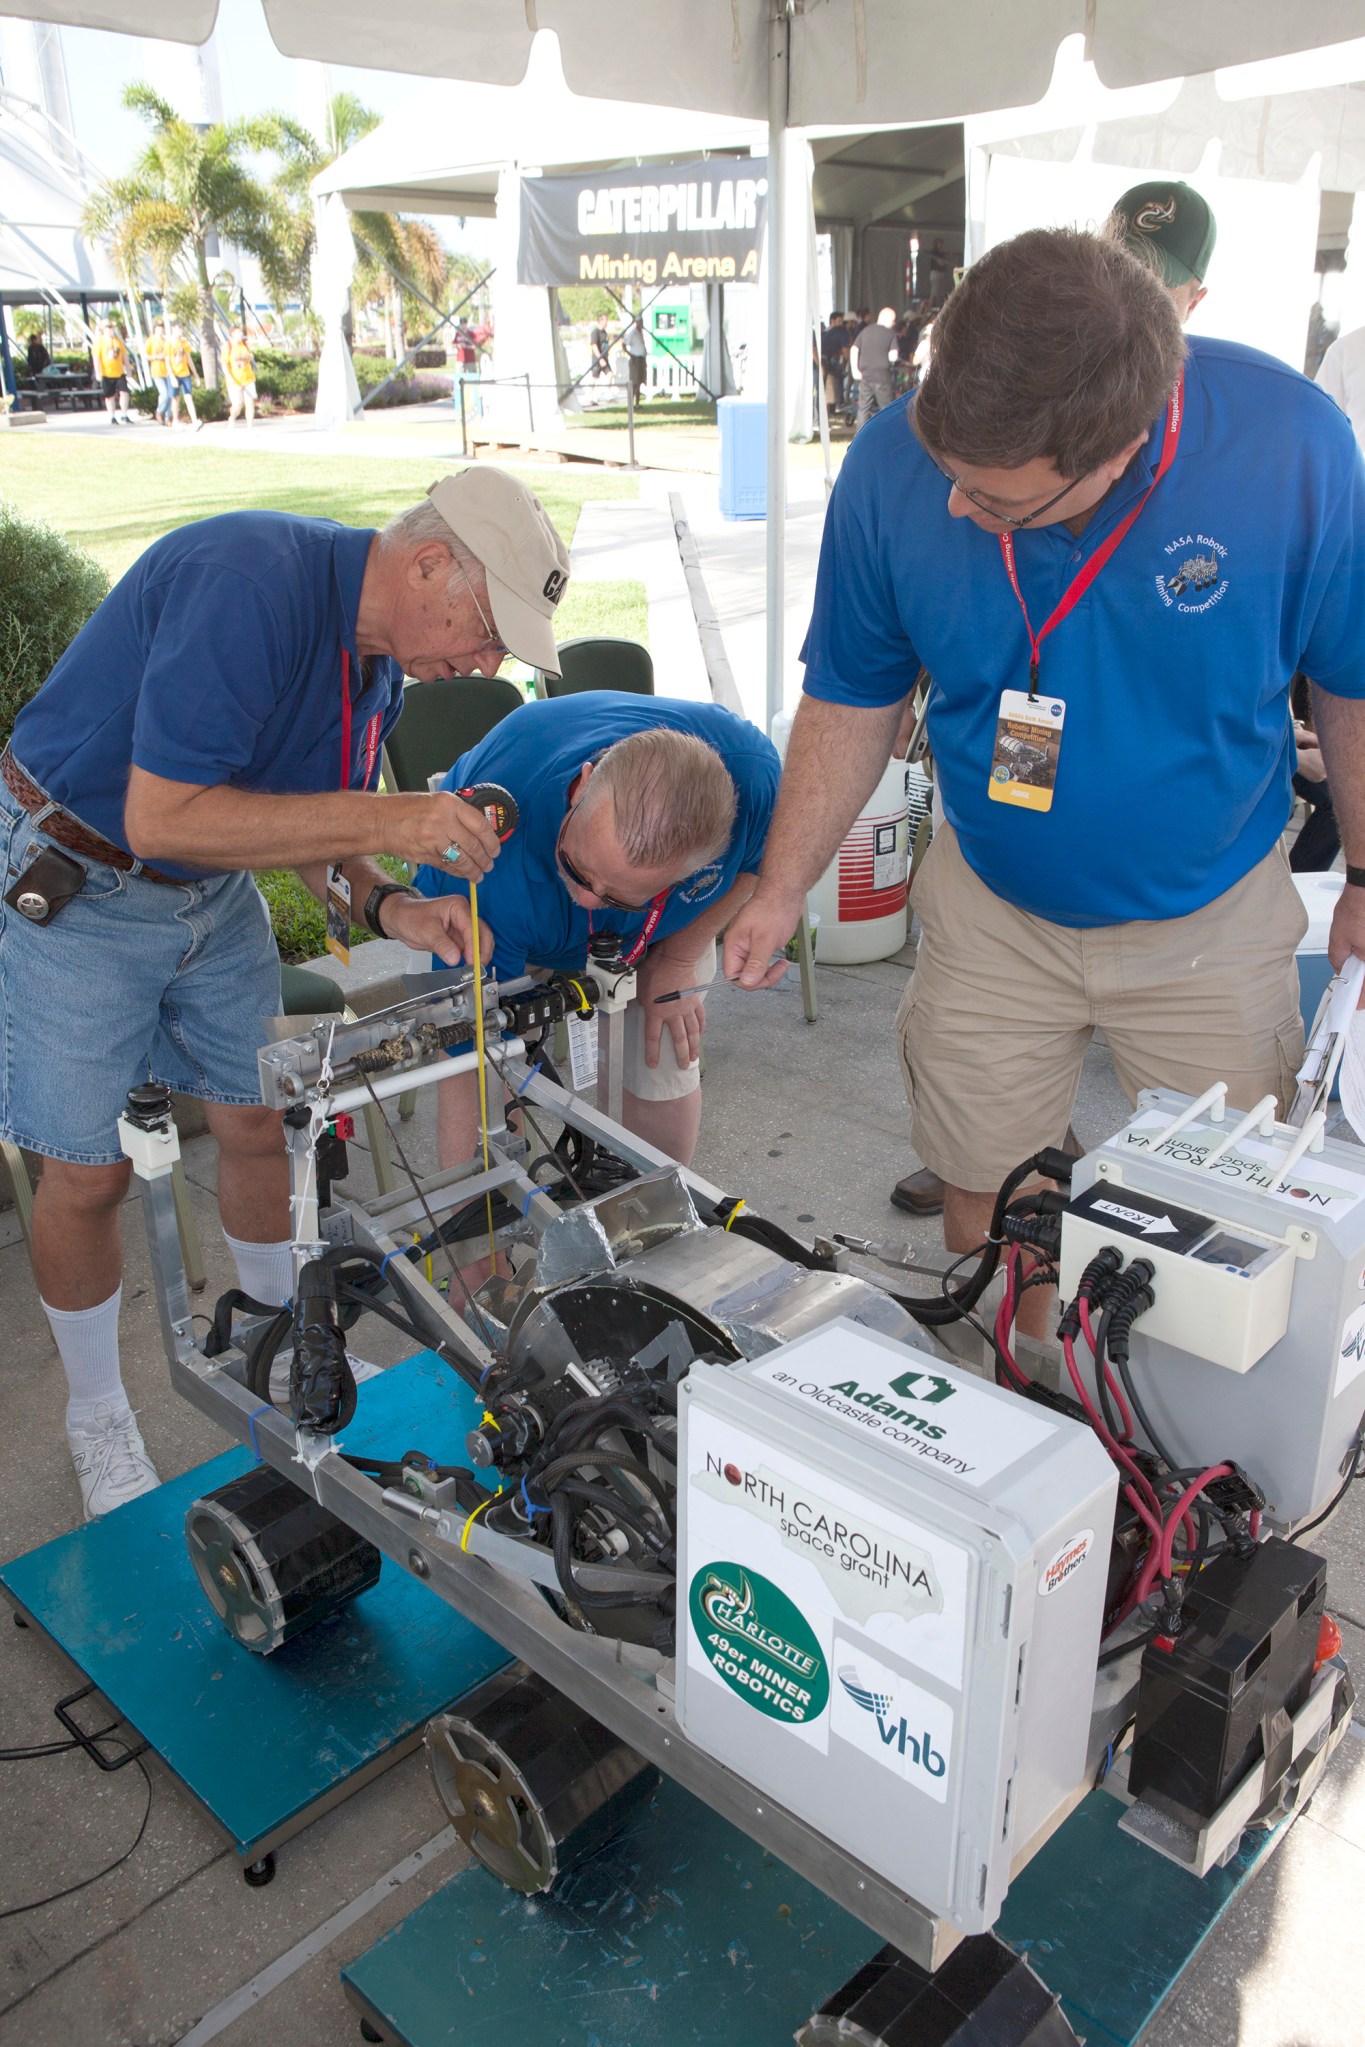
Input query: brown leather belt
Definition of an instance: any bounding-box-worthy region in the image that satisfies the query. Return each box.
[1,748,178,885]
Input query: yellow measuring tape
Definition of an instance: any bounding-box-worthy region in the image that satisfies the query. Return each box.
[467,879,497,1269]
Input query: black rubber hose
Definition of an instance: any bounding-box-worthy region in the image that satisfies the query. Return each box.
[531,1448,676,1530]
[550,1494,666,1612]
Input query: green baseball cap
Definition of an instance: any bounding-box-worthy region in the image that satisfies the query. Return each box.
[1112,180,1217,287]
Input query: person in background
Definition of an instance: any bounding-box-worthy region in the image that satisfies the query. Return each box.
[589,316,611,378]
[1107,178,1215,325]
[1317,323,1365,455]
[225,324,257,428]
[146,320,172,428]
[25,332,51,378]
[850,308,899,432]
[821,312,850,416]
[166,323,201,431]
[625,316,648,402]
[95,320,132,425]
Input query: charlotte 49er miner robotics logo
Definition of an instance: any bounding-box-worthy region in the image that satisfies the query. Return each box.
[689,1562,830,1723]
[1156,531,1229,614]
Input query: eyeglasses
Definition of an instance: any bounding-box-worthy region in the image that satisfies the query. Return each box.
[453,557,507,661]
[931,458,1090,530]
[555,805,653,913]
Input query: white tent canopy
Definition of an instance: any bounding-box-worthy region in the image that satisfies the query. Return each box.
[7,0,1364,115]
[0,93,120,304]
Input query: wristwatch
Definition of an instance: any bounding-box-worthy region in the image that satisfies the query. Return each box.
[364,881,419,937]
[1346,867,1365,891]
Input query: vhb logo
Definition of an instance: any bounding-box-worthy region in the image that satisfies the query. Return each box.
[543,568,567,605]
[838,1667,947,1779]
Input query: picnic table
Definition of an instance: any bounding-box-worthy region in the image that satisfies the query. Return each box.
[17,367,105,412]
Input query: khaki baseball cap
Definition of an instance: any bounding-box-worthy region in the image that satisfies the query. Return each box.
[426,469,570,676]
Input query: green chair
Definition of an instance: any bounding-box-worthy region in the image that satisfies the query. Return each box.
[385,675,525,794]
[280,964,398,1196]
[539,637,654,699]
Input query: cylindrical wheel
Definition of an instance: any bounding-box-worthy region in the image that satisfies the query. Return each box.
[186,1467,381,1655]
[425,1666,659,1893]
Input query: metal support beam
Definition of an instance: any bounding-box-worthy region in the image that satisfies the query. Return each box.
[765,0,791,735]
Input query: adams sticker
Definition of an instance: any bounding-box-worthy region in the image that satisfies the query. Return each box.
[1038,1528,1094,1598]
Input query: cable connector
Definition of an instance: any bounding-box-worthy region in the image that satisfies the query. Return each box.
[1203,1464,1266,1518]
[1033,1147,1078,1187]
[1002,1211,1062,1258]
[1057,1245,1123,1339]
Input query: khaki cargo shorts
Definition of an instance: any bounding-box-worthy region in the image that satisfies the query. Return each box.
[897,824,1309,1193]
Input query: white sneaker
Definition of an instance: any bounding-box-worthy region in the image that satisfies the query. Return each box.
[67,1403,160,1520]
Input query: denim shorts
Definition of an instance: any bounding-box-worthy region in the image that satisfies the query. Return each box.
[0,781,282,1164]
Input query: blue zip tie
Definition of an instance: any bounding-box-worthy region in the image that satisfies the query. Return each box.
[379,1246,411,1278]
[477,1360,496,1388]
[521,1474,549,1518]
[246,1404,274,1461]
[521,1185,539,1217]
[514,1055,545,1097]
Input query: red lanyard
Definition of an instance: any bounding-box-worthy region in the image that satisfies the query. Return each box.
[998,372,1184,698]
[591,892,671,969]
[339,648,383,792]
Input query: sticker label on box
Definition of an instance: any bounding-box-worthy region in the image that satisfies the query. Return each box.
[831,1640,953,1803]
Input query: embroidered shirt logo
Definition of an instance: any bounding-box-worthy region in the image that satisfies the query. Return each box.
[1156,532,1229,614]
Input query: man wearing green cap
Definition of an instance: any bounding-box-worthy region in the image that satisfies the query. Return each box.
[1109,179,1216,323]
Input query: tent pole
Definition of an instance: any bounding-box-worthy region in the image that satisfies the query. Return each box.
[765,0,791,735]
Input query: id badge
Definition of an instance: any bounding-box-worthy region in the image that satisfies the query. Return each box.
[987,690,1065,813]
[325,863,351,965]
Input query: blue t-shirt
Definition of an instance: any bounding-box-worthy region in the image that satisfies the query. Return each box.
[415,693,779,976]
[802,336,1365,926]
[12,511,404,880]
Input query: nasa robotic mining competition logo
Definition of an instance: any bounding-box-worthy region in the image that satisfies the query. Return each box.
[677,862,724,906]
[1156,532,1229,614]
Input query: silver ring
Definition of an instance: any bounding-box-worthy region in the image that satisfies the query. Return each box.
[442,841,461,864]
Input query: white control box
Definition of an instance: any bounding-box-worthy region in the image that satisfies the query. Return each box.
[676,1321,1116,1934]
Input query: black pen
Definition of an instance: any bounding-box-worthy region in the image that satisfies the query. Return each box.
[653,984,708,1004]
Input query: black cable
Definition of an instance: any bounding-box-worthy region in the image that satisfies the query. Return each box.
[1292,1431,1365,1541]
[1092,1302,1122,1440]
[0,1742,153,1921]
[1113,1349,1182,1475]
[550,1494,667,1612]
[1097,1625,1158,1667]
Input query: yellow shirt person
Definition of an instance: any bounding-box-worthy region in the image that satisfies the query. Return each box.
[94,325,131,424]
[165,327,202,430]
[225,326,257,427]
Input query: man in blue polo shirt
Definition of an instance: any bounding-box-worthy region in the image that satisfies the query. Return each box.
[725,226,1365,1333]
[0,466,570,1517]
[416,692,778,1173]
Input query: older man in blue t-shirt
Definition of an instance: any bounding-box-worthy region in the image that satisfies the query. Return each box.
[416,693,779,1174]
[0,468,569,1519]
[726,227,1365,1334]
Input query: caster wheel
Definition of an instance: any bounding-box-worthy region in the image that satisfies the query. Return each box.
[186,1468,381,1655]
[425,1668,659,1895]
[359,2024,384,2043]
[242,1853,276,1888]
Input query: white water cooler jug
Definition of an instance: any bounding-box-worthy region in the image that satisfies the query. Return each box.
[771,714,912,966]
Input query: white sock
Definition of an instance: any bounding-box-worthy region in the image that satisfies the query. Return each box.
[41,1289,127,1432]
[225,1233,294,1308]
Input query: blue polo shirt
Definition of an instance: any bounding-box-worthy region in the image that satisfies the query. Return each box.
[415,693,779,976]
[803,336,1365,926]
[11,512,403,880]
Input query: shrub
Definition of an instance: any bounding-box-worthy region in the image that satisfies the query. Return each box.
[256,856,411,965]
[0,502,109,748]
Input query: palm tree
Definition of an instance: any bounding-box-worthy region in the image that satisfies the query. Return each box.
[258,94,450,360]
[82,84,284,386]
